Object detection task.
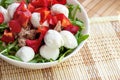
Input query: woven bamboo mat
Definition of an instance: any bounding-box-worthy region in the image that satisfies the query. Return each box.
[0,16,120,80]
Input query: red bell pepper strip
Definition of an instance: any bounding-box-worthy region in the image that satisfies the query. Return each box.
[9,20,21,33]
[56,14,71,27]
[14,2,31,27]
[30,0,48,8]
[63,25,80,35]
[56,0,66,5]
[0,12,4,24]
[1,30,14,43]
[28,3,35,13]
[48,14,71,28]
[26,27,49,53]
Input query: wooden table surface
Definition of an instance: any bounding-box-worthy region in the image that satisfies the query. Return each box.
[78,0,120,18]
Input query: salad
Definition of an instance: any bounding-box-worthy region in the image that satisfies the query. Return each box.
[0,0,89,63]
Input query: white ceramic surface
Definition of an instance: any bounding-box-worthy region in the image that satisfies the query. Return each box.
[0,0,90,69]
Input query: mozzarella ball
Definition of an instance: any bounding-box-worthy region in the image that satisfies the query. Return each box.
[44,30,64,48]
[51,4,69,17]
[0,6,10,23]
[16,46,35,62]
[40,45,59,60]
[60,30,78,49]
[7,3,20,19]
[30,12,41,28]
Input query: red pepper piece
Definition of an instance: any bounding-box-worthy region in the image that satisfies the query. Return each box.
[0,12,4,24]
[26,27,49,53]
[1,30,14,43]
[63,25,80,35]
[34,8,50,24]
[30,0,48,8]
[28,3,35,13]
[14,2,31,27]
[56,0,66,4]
[34,7,48,13]
[47,15,58,28]
[17,10,31,27]
[9,20,21,33]
[40,10,50,24]
[56,14,71,27]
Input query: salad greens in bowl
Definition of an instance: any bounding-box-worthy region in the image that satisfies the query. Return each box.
[0,0,89,69]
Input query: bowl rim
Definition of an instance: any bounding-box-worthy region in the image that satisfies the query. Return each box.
[0,0,90,67]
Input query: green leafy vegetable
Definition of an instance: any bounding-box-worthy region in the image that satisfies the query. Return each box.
[70,19,84,30]
[0,40,17,55]
[29,54,54,63]
[0,0,13,8]
[26,0,30,4]
[0,41,5,52]
[0,23,8,33]
[75,31,89,44]
[6,55,22,61]
[67,4,81,20]
[67,4,75,19]
[58,49,74,62]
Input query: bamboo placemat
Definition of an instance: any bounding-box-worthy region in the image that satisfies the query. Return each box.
[0,16,120,80]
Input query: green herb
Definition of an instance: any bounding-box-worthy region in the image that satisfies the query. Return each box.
[67,4,81,20]
[29,54,54,63]
[0,41,5,52]
[58,49,74,62]
[0,0,13,8]
[72,5,81,20]
[70,19,84,30]
[0,23,8,33]
[75,31,89,44]
[26,0,30,4]
[0,40,17,55]
[67,4,75,19]
[6,55,22,61]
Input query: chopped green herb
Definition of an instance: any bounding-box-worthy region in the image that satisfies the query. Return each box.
[7,55,22,61]
[0,0,13,8]
[58,49,74,62]
[75,31,89,44]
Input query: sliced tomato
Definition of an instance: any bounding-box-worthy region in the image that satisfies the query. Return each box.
[0,12,4,24]
[63,25,80,34]
[9,20,21,33]
[1,30,14,43]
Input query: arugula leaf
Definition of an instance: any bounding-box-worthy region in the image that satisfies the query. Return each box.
[29,54,54,63]
[26,0,30,4]
[75,31,89,44]
[67,4,81,20]
[0,0,13,8]
[0,41,5,52]
[0,23,8,33]
[72,5,81,20]
[67,4,75,19]
[0,40,17,55]
[58,49,74,62]
[70,19,84,30]
[6,55,22,61]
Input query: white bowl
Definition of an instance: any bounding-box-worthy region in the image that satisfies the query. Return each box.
[0,0,90,69]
